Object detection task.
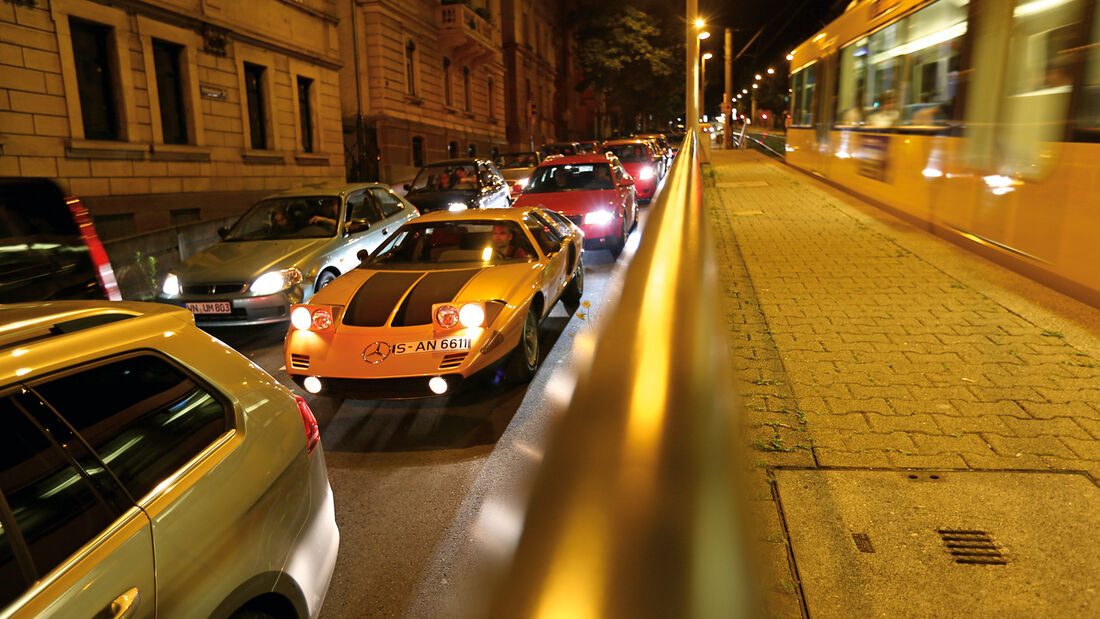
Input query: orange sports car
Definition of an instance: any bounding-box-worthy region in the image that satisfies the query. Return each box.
[284,207,584,398]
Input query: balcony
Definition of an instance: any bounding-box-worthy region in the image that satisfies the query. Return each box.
[437,3,500,68]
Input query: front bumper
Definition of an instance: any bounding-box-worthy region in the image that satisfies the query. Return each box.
[158,290,298,327]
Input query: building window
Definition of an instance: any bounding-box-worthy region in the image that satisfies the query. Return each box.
[152,39,187,144]
[448,141,458,157]
[467,143,476,157]
[405,39,417,96]
[70,18,119,141]
[490,146,499,158]
[488,77,495,118]
[297,76,314,153]
[463,67,471,111]
[244,62,267,149]
[412,136,424,167]
[443,57,453,106]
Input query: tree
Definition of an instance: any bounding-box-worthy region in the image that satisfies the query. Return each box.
[568,1,683,135]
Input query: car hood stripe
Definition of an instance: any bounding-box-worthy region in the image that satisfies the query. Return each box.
[343,271,424,327]
[393,268,481,326]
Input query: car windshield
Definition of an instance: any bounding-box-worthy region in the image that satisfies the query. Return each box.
[603,144,651,163]
[538,144,576,157]
[495,153,538,169]
[223,196,341,241]
[409,164,478,193]
[526,163,615,193]
[366,220,536,266]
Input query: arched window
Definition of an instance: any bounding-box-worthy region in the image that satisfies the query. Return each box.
[467,143,476,157]
[412,136,424,167]
[448,141,458,158]
[443,57,452,106]
[404,39,417,96]
[463,66,471,111]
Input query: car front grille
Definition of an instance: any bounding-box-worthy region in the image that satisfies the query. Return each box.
[181,282,249,295]
[290,354,310,370]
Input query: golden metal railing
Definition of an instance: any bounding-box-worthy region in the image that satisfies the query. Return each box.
[487,131,757,617]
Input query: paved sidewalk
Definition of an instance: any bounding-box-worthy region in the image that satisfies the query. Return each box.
[703,150,1100,616]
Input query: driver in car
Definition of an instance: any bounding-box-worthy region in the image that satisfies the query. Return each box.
[491,223,528,260]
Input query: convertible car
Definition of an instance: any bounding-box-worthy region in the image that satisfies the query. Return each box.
[284,207,584,398]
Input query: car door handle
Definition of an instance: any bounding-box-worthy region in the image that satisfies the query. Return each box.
[95,587,140,619]
[382,228,389,235]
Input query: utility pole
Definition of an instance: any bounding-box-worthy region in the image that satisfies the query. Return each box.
[687,0,699,137]
[723,28,733,149]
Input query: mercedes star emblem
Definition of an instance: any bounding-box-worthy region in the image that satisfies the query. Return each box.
[362,341,392,364]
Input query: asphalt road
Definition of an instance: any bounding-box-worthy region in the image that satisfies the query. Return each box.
[206,199,655,618]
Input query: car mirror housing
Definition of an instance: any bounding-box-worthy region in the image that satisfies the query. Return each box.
[356,248,370,262]
[403,183,411,191]
[217,226,229,239]
[620,176,635,187]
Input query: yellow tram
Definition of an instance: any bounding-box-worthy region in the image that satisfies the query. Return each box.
[786,0,1100,308]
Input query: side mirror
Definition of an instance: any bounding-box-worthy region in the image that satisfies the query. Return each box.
[357,249,370,262]
[346,219,371,234]
[403,183,411,191]
[620,176,635,187]
[217,226,229,239]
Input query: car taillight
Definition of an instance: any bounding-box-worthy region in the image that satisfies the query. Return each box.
[294,396,320,455]
[67,197,121,301]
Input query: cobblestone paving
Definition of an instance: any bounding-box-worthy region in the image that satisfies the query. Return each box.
[702,149,1100,617]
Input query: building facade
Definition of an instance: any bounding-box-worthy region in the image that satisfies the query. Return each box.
[0,0,345,239]
[339,0,508,184]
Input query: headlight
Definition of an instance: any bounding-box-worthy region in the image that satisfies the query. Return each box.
[290,306,312,330]
[639,166,654,180]
[584,210,615,226]
[448,202,468,212]
[459,303,485,328]
[516,177,530,188]
[250,268,303,295]
[162,273,180,296]
[435,304,459,328]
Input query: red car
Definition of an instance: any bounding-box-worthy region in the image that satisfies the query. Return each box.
[601,139,660,203]
[512,154,637,258]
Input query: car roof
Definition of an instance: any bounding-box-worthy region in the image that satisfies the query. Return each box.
[409,206,547,225]
[265,182,388,199]
[0,301,196,382]
[536,154,614,166]
[602,138,651,146]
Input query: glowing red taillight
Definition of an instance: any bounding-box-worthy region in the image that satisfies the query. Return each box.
[294,396,320,455]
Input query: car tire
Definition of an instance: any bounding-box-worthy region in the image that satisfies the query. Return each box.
[609,220,626,259]
[315,269,337,292]
[562,256,584,309]
[506,305,540,383]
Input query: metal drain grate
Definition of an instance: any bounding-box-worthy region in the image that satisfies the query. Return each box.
[937,529,1007,565]
[851,533,875,553]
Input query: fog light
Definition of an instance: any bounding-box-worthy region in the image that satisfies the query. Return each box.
[428,376,448,395]
[303,376,322,394]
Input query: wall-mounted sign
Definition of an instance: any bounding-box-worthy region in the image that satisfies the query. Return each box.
[200,85,227,100]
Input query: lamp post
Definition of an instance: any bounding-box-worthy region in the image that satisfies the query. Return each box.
[700,52,713,123]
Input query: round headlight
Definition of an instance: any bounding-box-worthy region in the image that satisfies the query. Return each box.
[312,308,333,330]
[435,305,459,328]
[459,303,485,328]
[251,271,287,295]
[162,274,180,296]
[291,306,313,330]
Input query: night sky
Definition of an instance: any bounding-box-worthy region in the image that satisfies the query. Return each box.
[696,0,847,112]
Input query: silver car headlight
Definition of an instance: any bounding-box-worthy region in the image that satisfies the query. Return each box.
[250,268,303,295]
[584,210,615,226]
[162,273,181,296]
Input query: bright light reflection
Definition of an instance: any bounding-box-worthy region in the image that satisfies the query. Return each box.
[1014,0,1071,17]
[983,174,1017,188]
[992,186,1015,196]
[922,167,944,178]
[12,348,28,357]
[482,246,493,261]
[15,367,30,376]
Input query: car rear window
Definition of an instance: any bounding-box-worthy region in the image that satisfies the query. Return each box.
[526,163,614,192]
[31,354,230,502]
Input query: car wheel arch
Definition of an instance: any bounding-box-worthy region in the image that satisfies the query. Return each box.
[209,572,308,619]
[316,267,340,290]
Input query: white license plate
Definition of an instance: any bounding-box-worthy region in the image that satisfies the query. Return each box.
[394,337,472,355]
[186,301,232,314]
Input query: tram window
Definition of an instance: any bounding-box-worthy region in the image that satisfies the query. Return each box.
[1075,2,1100,134]
[792,65,815,126]
[835,0,967,129]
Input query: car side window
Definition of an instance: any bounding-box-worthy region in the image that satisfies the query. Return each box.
[32,354,230,503]
[523,213,562,255]
[369,188,405,218]
[0,394,120,606]
[347,191,384,224]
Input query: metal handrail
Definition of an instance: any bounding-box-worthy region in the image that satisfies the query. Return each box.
[487,131,757,617]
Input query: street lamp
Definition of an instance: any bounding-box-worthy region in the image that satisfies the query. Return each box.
[697,30,711,40]
[701,52,713,121]
[755,73,762,81]
[767,67,775,75]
